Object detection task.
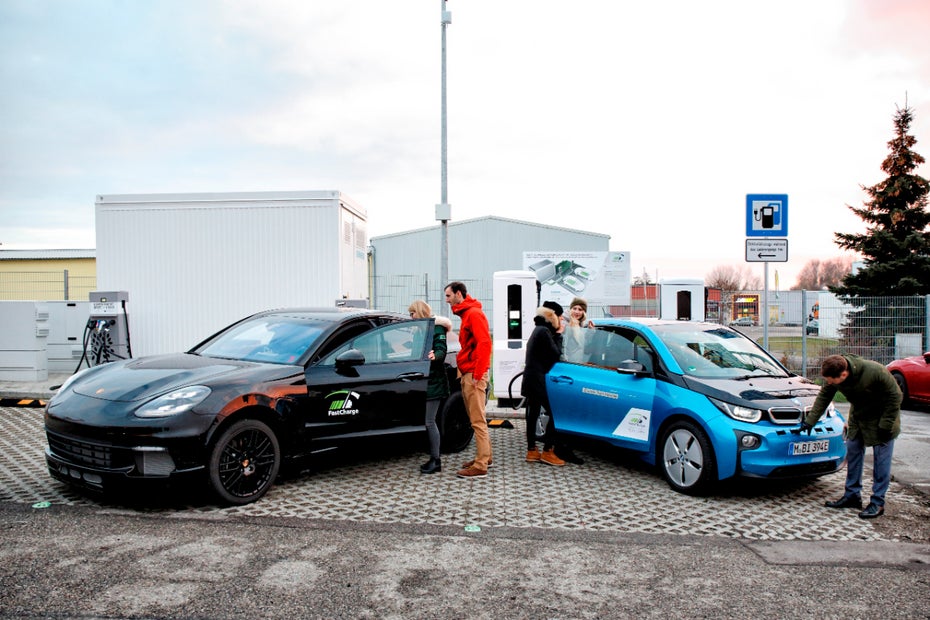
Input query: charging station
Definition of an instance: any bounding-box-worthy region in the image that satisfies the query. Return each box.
[491,270,538,407]
[82,291,132,367]
[658,279,705,322]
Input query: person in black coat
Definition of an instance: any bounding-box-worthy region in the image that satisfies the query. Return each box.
[521,303,566,466]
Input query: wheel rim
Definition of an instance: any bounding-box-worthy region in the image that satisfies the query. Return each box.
[217,428,277,499]
[662,428,704,488]
[893,373,907,397]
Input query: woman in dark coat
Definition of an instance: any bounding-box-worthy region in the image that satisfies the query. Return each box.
[521,304,565,466]
[409,300,452,474]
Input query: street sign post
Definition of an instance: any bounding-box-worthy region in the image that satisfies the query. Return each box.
[746,239,788,262]
[746,194,789,350]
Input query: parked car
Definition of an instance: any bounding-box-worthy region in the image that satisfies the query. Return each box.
[806,319,820,336]
[44,308,473,505]
[887,351,930,407]
[728,316,754,327]
[545,318,847,495]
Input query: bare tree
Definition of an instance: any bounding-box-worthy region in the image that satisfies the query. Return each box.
[792,256,855,290]
[706,264,762,291]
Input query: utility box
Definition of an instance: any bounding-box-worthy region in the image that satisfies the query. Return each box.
[95,191,369,356]
[45,301,90,372]
[0,301,49,381]
[491,270,538,406]
[659,279,705,322]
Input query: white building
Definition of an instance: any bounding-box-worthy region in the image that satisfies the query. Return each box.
[95,191,368,356]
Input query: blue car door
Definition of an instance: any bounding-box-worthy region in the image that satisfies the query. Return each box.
[547,326,658,452]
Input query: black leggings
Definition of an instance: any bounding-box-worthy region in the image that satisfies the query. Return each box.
[525,394,555,451]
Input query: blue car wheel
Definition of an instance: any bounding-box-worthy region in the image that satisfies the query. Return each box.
[659,421,717,495]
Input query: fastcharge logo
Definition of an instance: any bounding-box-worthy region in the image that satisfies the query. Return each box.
[326,390,361,416]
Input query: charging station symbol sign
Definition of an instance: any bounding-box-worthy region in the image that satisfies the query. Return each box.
[746,194,788,237]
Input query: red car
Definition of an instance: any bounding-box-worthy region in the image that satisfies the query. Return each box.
[887,351,930,407]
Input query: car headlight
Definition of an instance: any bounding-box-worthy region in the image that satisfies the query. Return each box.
[708,396,762,423]
[135,386,211,418]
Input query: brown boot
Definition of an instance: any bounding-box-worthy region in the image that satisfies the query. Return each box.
[526,448,542,462]
[461,458,493,469]
[540,448,565,466]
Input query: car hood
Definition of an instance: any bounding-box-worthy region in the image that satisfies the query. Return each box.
[71,354,269,403]
[683,374,822,408]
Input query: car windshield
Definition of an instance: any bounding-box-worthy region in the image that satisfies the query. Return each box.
[652,324,787,379]
[195,315,328,365]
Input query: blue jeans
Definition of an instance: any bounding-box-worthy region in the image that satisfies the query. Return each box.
[843,435,895,507]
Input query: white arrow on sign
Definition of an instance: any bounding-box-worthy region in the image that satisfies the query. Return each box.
[745,238,788,262]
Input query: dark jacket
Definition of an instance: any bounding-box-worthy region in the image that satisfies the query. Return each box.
[427,317,452,400]
[804,354,902,446]
[521,307,563,400]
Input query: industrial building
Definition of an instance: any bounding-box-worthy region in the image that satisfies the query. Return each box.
[370,215,611,318]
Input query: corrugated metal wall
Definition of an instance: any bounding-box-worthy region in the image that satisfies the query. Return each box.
[96,192,365,357]
[370,216,611,315]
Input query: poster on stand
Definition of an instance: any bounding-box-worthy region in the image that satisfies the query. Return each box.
[523,251,631,308]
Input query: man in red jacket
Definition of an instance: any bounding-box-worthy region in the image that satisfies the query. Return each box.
[445,281,493,478]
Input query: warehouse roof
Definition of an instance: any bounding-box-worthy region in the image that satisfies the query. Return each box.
[0,249,96,260]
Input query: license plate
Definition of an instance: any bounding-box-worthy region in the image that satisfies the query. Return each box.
[790,440,830,456]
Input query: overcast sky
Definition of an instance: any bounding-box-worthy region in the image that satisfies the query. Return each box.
[2,0,929,288]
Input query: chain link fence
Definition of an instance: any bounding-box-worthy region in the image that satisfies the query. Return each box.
[375,275,930,379]
[4,271,927,381]
[0,271,96,301]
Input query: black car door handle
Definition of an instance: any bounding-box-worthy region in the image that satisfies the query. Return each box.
[397,372,426,381]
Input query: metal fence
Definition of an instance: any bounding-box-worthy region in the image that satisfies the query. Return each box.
[0,271,97,301]
[3,270,926,381]
[375,275,930,379]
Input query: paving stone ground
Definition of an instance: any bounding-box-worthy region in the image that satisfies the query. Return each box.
[3,406,928,542]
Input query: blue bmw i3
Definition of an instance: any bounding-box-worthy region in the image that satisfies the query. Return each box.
[546,319,846,495]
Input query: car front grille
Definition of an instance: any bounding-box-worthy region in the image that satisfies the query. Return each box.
[45,430,134,470]
[766,460,842,478]
[767,406,808,425]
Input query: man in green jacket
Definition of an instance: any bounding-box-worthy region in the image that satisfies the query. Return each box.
[801,354,902,519]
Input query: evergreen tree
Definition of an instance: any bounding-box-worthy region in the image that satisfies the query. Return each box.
[833,105,930,296]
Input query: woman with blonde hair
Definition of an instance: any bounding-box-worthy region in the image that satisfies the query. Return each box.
[408,300,453,474]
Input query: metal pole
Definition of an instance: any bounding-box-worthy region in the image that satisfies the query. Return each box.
[439,0,450,314]
[763,262,769,350]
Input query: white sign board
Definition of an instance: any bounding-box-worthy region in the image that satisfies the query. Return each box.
[745,239,788,262]
[523,251,631,306]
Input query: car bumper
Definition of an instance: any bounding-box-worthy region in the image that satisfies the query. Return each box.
[43,403,214,491]
[729,419,846,480]
[44,432,206,493]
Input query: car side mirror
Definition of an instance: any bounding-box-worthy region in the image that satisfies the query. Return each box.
[335,349,365,368]
[616,360,647,375]
[923,351,930,364]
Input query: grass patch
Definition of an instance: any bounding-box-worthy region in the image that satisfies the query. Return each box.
[763,336,839,356]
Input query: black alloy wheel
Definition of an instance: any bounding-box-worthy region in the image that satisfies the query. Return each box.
[438,392,474,453]
[208,419,281,505]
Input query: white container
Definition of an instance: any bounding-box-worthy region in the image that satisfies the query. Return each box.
[95,191,368,356]
[659,279,705,322]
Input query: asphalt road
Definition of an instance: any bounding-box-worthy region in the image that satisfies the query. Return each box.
[1,501,929,619]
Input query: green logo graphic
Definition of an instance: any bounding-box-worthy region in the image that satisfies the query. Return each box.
[326,390,361,416]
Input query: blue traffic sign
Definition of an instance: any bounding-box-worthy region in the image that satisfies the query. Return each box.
[746,194,788,237]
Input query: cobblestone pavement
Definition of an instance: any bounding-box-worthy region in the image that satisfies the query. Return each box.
[3,406,928,542]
